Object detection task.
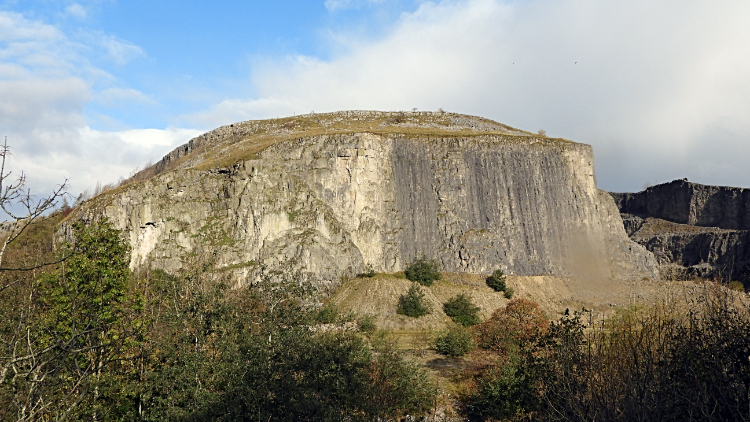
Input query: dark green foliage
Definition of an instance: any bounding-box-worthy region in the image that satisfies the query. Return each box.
[486,269,507,292]
[397,283,431,318]
[462,355,537,421]
[1,219,144,421]
[315,302,340,324]
[404,256,441,286]
[365,341,437,419]
[504,286,515,299]
[92,265,437,421]
[443,293,481,326]
[433,325,474,357]
[357,314,377,334]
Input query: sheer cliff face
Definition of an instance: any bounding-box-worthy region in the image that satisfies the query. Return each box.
[76,113,657,285]
[612,180,750,281]
[612,179,750,230]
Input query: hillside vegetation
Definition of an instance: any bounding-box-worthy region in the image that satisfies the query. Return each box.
[1,218,749,421]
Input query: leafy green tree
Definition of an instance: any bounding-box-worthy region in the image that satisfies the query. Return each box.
[443,293,481,326]
[397,283,431,318]
[404,256,441,286]
[109,264,438,422]
[1,219,143,421]
[486,269,507,292]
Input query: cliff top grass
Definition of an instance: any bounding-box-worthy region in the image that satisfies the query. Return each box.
[77,110,576,211]
[131,110,575,177]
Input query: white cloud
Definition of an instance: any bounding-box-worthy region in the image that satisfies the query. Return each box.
[324,0,388,12]
[0,11,194,201]
[96,87,154,106]
[197,0,750,192]
[0,12,61,42]
[8,126,202,201]
[94,32,145,66]
[65,4,88,19]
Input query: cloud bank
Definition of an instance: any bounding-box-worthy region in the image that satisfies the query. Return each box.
[197,0,750,192]
[0,11,197,200]
[4,0,750,201]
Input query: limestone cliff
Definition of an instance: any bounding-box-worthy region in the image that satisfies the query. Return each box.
[70,111,657,286]
[612,179,750,230]
[612,179,750,282]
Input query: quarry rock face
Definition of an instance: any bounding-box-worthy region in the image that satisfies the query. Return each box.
[612,179,750,230]
[612,180,750,281]
[73,111,658,286]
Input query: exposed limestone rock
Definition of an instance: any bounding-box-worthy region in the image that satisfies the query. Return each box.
[612,179,750,230]
[612,180,750,282]
[71,111,657,287]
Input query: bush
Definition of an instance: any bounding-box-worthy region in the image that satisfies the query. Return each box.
[728,280,745,292]
[397,283,431,318]
[315,303,340,324]
[404,256,441,286]
[358,262,376,278]
[443,293,481,326]
[486,269,507,292]
[473,298,548,353]
[357,314,377,334]
[433,326,474,357]
[504,286,515,299]
[462,356,536,421]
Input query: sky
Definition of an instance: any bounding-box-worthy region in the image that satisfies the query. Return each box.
[1,0,749,204]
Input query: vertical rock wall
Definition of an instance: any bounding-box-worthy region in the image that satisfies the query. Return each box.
[612,179,750,230]
[76,132,657,285]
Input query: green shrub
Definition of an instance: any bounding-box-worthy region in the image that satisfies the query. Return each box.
[728,280,745,292]
[404,256,441,286]
[315,303,340,324]
[358,262,377,278]
[486,269,507,292]
[433,326,474,357]
[443,293,481,326]
[504,286,515,299]
[462,355,535,421]
[357,314,377,334]
[397,283,431,318]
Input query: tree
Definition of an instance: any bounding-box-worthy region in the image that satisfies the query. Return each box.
[1,220,143,421]
[397,283,431,318]
[443,293,481,326]
[473,298,548,353]
[404,256,441,286]
[486,269,513,298]
[0,137,67,277]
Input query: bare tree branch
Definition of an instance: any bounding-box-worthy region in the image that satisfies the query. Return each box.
[0,136,68,274]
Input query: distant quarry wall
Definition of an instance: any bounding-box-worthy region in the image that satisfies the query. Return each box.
[70,115,657,287]
[611,179,750,282]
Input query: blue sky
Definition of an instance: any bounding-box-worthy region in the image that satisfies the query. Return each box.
[2,0,750,200]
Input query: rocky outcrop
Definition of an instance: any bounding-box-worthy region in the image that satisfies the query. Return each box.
[612,180,750,282]
[73,111,658,287]
[612,179,750,230]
